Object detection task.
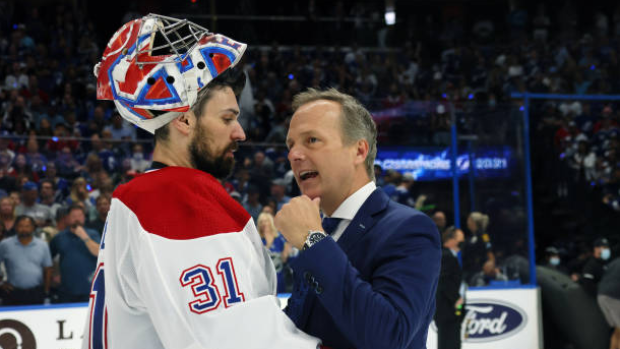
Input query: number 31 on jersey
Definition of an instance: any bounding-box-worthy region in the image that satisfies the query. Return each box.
[180,257,245,314]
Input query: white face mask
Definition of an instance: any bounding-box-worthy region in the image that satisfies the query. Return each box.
[133,153,144,161]
[601,248,611,261]
[550,257,560,266]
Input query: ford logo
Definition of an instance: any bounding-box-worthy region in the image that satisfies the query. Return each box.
[462,299,528,342]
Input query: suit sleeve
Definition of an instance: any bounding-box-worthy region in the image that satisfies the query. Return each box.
[290,213,441,349]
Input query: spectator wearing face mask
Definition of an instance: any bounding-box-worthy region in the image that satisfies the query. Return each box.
[129,143,150,173]
[543,246,568,275]
[579,237,612,298]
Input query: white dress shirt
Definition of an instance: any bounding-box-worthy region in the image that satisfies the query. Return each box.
[324,181,376,241]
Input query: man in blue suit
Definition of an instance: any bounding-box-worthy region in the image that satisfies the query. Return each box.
[275,88,441,349]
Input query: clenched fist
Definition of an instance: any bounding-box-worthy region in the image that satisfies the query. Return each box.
[274,195,323,250]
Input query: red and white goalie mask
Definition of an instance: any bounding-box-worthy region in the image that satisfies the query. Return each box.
[94,14,247,133]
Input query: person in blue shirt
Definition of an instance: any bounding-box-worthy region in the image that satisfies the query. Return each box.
[0,215,52,305]
[257,212,291,293]
[271,178,291,211]
[243,185,263,224]
[49,204,100,303]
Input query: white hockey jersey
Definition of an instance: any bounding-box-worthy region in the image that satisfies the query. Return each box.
[82,166,319,349]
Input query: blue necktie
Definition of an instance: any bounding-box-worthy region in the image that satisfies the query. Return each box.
[322,217,342,235]
[457,251,463,268]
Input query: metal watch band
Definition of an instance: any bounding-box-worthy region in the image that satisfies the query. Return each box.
[303,230,327,251]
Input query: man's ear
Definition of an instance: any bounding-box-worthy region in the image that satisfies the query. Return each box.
[354,139,369,165]
[171,112,193,136]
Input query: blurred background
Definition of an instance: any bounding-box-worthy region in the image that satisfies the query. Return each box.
[0,0,619,348]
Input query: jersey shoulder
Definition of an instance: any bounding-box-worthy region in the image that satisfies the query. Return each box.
[113,167,250,240]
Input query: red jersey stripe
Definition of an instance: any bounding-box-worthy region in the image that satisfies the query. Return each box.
[113,166,250,240]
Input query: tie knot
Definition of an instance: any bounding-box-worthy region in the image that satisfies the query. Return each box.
[322,217,341,235]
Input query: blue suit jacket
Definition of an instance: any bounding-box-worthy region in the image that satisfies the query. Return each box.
[285,188,441,349]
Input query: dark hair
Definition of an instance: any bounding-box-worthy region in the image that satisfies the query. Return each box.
[154,67,246,143]
[40,178,56,191]
[55,206,69,221]
[95,195,110,205]
[441,226,459,243]
[14,215,36,228]
[68,204,86,215]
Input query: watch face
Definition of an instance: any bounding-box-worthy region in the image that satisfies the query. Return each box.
[308,232,325,245]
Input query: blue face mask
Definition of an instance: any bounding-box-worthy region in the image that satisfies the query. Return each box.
[601,248,611,261]
[550,257,560,266]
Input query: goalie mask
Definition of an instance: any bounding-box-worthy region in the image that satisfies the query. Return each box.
[94,14,247,133]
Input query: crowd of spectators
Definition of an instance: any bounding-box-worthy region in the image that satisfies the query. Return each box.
[0,1,618,311]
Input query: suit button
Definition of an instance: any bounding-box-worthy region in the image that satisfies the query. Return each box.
[316,285,323,294]
[304,271,312,285]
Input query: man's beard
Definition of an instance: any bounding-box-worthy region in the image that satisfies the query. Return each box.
[189,123,237,179]
[17,232,33,240]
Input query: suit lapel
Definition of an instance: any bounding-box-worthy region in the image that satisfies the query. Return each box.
[337,188,390,254]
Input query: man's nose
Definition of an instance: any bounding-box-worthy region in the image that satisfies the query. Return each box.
[232,122,246,141]
[288,146,305,162]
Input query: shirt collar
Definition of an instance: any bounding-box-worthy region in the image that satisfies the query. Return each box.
[145,161,169,173]
[11,236,34,246]
[328,181,376,221]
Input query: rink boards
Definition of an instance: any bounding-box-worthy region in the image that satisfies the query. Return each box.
[426,286,542,349]
[0,287,541,349]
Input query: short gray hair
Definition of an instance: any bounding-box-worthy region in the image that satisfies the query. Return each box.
[292,88,377,181]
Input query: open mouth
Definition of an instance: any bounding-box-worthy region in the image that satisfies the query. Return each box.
[299,170,319,181]
[225,144,238,157]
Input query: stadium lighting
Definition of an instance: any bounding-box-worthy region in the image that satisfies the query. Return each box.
[385,10,395,25]
[385,0,395,26]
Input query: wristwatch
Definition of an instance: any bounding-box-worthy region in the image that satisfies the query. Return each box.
[303,230,327,251]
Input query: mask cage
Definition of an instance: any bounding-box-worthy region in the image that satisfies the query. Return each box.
[137,13,211,64]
